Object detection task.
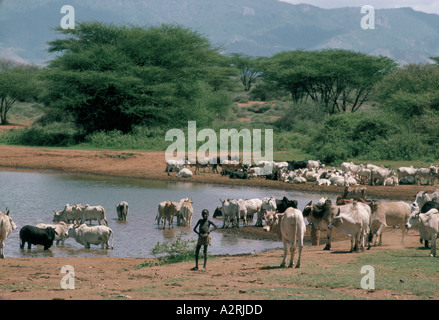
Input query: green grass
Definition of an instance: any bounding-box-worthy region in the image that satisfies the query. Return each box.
[4,102,45,125]
[260,248,439,300]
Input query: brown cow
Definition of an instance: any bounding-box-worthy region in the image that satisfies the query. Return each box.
[157,201,178,229]
[368,201,411,248]
[341,186,367,200]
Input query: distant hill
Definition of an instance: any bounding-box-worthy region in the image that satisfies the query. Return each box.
[1,0,439,65]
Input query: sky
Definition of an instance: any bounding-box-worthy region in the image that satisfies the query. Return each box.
[279,0,439,15]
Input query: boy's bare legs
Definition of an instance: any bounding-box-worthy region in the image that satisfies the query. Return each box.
[191,245,207,271]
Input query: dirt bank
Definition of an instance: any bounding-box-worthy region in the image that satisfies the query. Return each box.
[0,145,436,201]
[0,228,429,300]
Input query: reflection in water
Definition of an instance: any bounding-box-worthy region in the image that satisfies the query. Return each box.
[0,171,332,258]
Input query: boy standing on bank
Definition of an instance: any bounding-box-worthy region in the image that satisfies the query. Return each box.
[192,209,217,271]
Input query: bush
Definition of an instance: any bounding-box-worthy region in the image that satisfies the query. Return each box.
[83,126,169,150]
[274,102,326,133]
[136,233,196,268]
[1,122,81,146]
[304,110,439,163]
[305,112,401,164]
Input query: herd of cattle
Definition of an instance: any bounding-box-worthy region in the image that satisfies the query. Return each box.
[0,201,129,258]
[1,183,438,269]
[166,158,439,187]
[153,186,439,269]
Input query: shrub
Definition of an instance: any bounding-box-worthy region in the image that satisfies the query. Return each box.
[83,126,169,150]
[135,233,196,268]
[274,102,326,133]
[1,122,80,146]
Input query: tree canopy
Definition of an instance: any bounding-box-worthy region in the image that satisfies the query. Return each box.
[261,49,396,114]
[0,60,41,124]
[43,22,233,134]
[374,63,439,117]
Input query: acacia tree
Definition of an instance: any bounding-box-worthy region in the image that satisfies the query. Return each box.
[0,60,40,124]
[374,63,439,117]
[43,22,233,135]
[261,49,396,114]
[229,53,263,91]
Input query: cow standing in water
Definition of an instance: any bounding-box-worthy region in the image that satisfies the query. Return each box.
[0,209,17,258]
[116,201,129,221]
[20,225,57,250]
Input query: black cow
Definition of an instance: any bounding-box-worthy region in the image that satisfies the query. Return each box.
[229,170,248,179]
[420,201,439,213]
[221,169,234,176]
[213,207,223,218]
[287,160,307,170]
[276,197,298,213]
[19,225,58,250]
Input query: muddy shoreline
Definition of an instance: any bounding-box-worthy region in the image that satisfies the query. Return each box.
[0,145,436,201]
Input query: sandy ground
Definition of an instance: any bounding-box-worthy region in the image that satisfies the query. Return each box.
[0,145,437,301]
[0,229,429,301]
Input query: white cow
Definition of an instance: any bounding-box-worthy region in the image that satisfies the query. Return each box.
[0,209,17,258]
[315,178,331,186]
[79,204,108,226]
[36,222,71,245]
[406,209,439,257]
[257,196,277,227]
[67,224,114,249]
[165,159,186,176]
[237,199,249,226]
[238,198,263,225]
[221,199,240,228]
[292,176,306,184]
[397,166,417,179]
[341,162,362,175]
[412,190,439,210]
[329,175,345,186]
[307,160,324,170]
[52,204,82,223]
[116,201,128,221]
[343,173,358,186]
[328,202,371,253]
[370,167,394,186]
[176,168,193,178]
[383,175,399,186]
[368,201,411,247]
[179,199,194,226]
[263,208,306,268]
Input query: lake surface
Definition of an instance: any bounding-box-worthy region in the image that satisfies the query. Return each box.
[0,170,344,258]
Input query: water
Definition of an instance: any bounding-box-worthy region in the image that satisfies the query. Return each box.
[0,170,337,258]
